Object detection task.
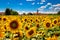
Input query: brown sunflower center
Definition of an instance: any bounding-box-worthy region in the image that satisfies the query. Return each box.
[3,18,6,21]
[24,19,27,21]
[46,23,50,27]
[54,20,57,24]
[10,20,18,29]
[36,24,40,28]
[28,30,34,35]
[55,33,59,37]
[25,26,29,30]
[0,18,2,20]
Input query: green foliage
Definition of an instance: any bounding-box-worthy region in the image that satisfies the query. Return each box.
[5,8,11,15]
[5,8,18,15]
[57,11,60,15]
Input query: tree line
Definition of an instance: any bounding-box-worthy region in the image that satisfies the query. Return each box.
[5,8,60,15]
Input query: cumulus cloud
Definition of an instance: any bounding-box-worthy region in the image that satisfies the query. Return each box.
[53,4,60,7]
[41,0,46,3]
[40,2,44,4]
[32,2,35,5]
[47,3,52,5]
[37,2,40,4]
[38,6,46,11]
[37,0,46,5]
[40,0,46,4]
[38,3,52,11]
[38,3,60,13]
[49,4,60,11]
[26,0,35,1]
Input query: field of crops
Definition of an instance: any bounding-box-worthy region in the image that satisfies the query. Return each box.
[0,15,60,40]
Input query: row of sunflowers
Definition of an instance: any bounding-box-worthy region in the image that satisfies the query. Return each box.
[0,15,60,40]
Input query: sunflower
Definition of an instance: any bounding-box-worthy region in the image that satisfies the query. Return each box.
[43,19,52,29]
[22,17,30,23]
[49,16,54,20]
[46,35,58,40]
[36,23,40,28]
[26,27,36,38]
[2,16,9,25]
[58,22,60,26]
[20,18,24,23]
[0,26,6,32]
[14,30,23,38]
[57,17,60,26]
[6,16,22,33]
[27,16,36,23]
[18,30,23,37]
[0,16,2,21]
[0,31,5,38]
[37,30,45,36]
[29,17,36,23]
[13,38,19,40]
[24,23,31,32]
[51,35,57,40]
[41,16,48,22]
[52,18,58,26]
[46,37,52,40]
[34,18,40,23]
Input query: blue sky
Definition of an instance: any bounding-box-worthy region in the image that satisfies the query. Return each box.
[0,0,60,13]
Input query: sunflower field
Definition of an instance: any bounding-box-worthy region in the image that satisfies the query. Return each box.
[0,15,60,40]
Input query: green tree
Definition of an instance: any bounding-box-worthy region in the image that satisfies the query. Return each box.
[5,8,18,15]
[11,11,18,15]
[5,8,11,15]
[57,11,60,15]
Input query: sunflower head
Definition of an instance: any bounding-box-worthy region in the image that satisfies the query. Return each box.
[2,16,9,22]
[51,35,58,40]
[37,31,45,36]
[26,27,36,38]
[46,35,58,40]
[52,18,58,26]
[6,18,22,33]
[0,32,5,38]
[10,20,19,29]
[24,23,31,32]
[14,30,23,37]
[43,19,52,29]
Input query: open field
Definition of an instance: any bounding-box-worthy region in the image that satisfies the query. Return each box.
[0,15,60,40]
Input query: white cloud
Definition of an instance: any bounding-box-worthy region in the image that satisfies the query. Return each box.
[40,2,44,4]
[47,3,52,5]
[53,4,60,7]
[38,6,46,11]
[26,0,35,1]
[40,6,46,8]
[32,2,35,5]
[37,3,60,13]
[38,3,51,11]
[49,4,60,11]
[41,0,46,3]
[37,2,43,5]
[39,0,46,4]
[39,11,57,14]
[37,2,40,4]
[54,7,60,11]
[49,7,52,9]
